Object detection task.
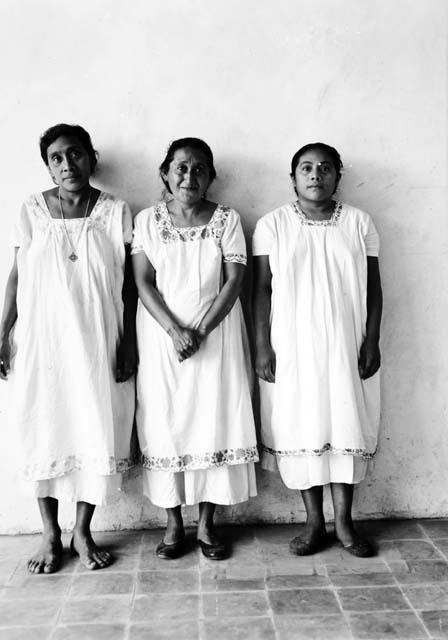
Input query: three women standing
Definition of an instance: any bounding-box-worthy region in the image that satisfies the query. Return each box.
[0,124,136,572]
[132,138,258,559]
[253,143,382,556]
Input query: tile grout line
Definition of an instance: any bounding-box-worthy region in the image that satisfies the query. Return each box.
[393,573,432,640]
[330,581,356,640]
[263,560,281,640]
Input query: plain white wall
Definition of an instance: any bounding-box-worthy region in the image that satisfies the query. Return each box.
[0,0,446,533]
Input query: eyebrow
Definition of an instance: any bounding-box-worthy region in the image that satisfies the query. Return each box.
[299,160,332,166]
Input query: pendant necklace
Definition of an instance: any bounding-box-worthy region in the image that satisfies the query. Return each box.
[58,188,91,261]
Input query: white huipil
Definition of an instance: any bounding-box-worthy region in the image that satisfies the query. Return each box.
[252,202,380,490]
[10,192,135,505]
[132,202,258,508]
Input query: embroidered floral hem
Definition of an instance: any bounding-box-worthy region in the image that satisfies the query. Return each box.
[23,455,135,481]
[141,446,259,471]
[261,443,376,460]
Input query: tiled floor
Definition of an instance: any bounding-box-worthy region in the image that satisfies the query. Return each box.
[2,520,448,639]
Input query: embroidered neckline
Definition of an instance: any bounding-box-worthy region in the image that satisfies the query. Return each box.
[141,446,259,471]
[161,201,221,231]
[292,200,343,226]
[38,190,106,222]
[261,443,375,460]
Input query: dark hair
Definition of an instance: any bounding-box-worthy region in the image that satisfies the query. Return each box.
[159,137,217,193]
[290,142,343,192]
[39,124,98,172]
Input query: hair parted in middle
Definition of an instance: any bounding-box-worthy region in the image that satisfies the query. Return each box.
[159,137,217,194]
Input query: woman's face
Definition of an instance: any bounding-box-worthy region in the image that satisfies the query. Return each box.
[163,147,211,205]
[46,135,92,191]
[293,149,339,203]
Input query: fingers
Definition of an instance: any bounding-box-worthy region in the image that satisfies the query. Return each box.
[0,360,9,381]
[256,360,276,383]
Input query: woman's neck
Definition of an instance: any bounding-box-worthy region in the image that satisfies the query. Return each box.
[297,196,335,220]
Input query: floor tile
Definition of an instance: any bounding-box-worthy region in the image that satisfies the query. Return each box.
[139,550,200,571]
[59,596,132,623]
[358,520,425,540]
[69,572,134,596]
[203,616,275,639]
[0,599,61,626]
[274,614,351,640]
[0,628,53,640]
[434,539,448,558]
[137,569,199,593]
[266,574,330,589]
[420,609,448,638]
[329,571,395,587]
[404,584,448,610]
[203,591,269,617]
[348,610,428,639]
[130,620,200,640]
[269,588,340,616]
[3,573,73,598]
[337,586,410,612]
[132,593,200,621]
[52,623,127,640]
[390,560,448,584]
[379,539,442,560]
[420,521,448,539]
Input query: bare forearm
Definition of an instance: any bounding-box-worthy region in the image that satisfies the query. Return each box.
[365,257,382,343]
[198,277,242,337]
[0,270,18,342]
[137,280,181,336]
[122,249,138,343]
[253,284,272,348]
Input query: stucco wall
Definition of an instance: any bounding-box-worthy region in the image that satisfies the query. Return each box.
[0,0,446,533]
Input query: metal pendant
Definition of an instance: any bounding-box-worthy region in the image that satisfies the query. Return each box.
[69,253,78,262]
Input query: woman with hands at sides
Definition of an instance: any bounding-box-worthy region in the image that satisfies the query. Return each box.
[132,137,257,561]
[0,124,137,573]
[252,143,382,557]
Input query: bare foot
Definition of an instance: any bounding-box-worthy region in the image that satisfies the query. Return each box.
[334,519,358,547]
[70,531,113,570]
[27,532,63,574]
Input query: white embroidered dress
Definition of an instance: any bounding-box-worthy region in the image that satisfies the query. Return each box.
[252,202,380,490]
[132,203,258,507]
[10,192,135,505]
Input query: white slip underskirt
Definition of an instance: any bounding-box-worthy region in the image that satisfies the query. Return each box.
[261,452,368,490]
[30,470,123,506]
[143,463,257,508]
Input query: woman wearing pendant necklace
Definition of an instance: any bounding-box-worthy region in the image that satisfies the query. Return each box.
[0,124,137,573]
[252,143,382,557]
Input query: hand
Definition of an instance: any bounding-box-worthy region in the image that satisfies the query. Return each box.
[255,344,276,383]
[0,339,11,381]
[116,338,138,382]
[358,338,380,379]
[168,326,200,362]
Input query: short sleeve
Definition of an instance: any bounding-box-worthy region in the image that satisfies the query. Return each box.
[121,202,133,245]
[131,211,146,255]
[10,203,32,248]
[252,215,275,256]
[364,215,380,257]
[221,208,247,265]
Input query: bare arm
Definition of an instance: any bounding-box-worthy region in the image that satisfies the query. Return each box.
[197,262,245,338]
[116,245,139,382]
[252,255,276,382]
[132,251,199,362]
[0,250,19,380]
[358,256,383,379]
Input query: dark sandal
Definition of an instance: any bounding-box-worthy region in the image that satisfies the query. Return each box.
[340,537,375,558]
[198,538,228,561]
[156,538,186,560]
[289,535,326,556]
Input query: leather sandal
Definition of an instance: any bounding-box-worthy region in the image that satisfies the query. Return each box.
[289,534,327,556]
[156,537,186,560]
[340,537,375,558]
[198,538,228,560]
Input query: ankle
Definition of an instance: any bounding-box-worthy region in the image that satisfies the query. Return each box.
[42,525,61,539]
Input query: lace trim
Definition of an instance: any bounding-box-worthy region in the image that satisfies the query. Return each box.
[141,446,259,471]
[261,443,376,460]
[23,455,134,481]
[30,192,119,236]
[292,200,343,226]
[154,202,232,243]
[223,253,247,265]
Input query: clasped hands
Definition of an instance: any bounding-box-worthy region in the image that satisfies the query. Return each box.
[168,325,207,363]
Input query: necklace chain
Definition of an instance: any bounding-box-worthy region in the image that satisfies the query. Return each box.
[58,188,91,261]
